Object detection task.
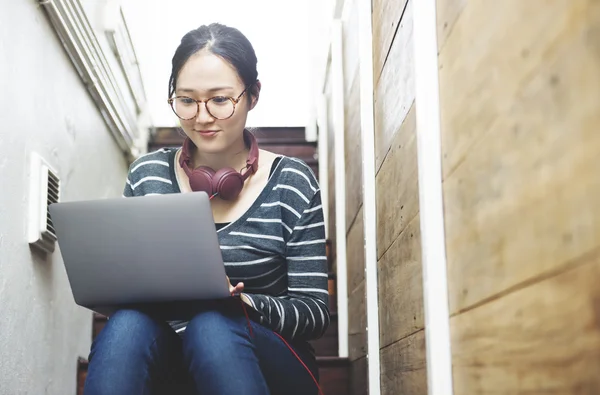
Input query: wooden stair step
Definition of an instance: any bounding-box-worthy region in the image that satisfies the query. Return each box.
[93,303,339,343]
[328,273,338,314]
[316,357,350,395]
[92,312,108,341]
[150,126,309,145]
[309,312,338,356]
[92,272,338,336]
[147,126,319,177]
[95,306,340,358]
[77,358,88,395]
[75,355,350,395]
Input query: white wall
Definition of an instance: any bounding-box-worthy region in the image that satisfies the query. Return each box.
[0,1,128,393]
[121,0,330,128]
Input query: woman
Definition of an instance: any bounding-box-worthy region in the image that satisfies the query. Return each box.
[83,23,329,395]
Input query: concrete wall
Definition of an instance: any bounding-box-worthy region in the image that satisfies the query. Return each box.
[438,0,600,393]
[0,1,129,393]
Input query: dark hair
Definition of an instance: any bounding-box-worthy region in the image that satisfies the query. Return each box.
[168,23,259,101]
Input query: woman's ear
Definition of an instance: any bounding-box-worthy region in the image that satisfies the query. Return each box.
[249,80,261,110]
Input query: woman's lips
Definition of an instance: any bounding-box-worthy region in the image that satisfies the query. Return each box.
[195,130,218,137]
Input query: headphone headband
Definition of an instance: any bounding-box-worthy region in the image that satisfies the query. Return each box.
[243,129,259,176]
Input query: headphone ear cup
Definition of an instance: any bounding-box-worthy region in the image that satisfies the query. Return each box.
[189,166,215,195]
[213,167,244,200]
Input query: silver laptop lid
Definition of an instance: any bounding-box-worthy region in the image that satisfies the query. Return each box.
[49,192,230,316]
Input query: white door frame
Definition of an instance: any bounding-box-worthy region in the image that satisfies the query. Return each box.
[357,0,382,392]
[413,1,454,394]
[319,19,350,359]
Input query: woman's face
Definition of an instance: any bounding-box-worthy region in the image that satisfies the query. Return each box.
[174,50,254,155]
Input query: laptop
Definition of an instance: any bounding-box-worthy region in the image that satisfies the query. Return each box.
[49,192,230,319]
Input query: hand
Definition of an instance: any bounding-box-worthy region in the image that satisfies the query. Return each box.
[226,275,244,296]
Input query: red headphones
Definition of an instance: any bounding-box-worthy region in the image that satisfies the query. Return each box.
[179,129,259,200]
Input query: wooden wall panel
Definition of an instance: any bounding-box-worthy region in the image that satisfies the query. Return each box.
[378,216,423,348]
[451,255,600,394]
[443,0,600,313]
[346,207,365,294]
[325,75,337,270]
[372,2,424,394]
[380,330,427,395]
[373,0,409,82]
[349,356,368,395]
[375,104,418,258]
[374,0,415,172]
[441,1,600,393]
[348,281,367,360]
[438,0,585,180]
[344,71,363,231]
[435,0,467,53]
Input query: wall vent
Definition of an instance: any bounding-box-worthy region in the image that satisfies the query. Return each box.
[28,152,60,254]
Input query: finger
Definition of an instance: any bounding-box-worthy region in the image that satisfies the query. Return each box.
[232,283,244,294]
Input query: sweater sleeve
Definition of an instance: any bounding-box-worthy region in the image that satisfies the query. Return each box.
[123,173,134,197]
[243,191,330,341]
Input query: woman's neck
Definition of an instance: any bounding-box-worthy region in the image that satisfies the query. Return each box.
[191,135,249,171]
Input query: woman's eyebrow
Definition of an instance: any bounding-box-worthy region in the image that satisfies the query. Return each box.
[177,86,234,93]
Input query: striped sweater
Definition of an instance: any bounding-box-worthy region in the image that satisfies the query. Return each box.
[123,148,330,341]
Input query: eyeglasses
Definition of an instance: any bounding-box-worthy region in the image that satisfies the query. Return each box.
[167,86,250,121]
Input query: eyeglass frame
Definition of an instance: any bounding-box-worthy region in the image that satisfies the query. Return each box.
[167,85,251,121]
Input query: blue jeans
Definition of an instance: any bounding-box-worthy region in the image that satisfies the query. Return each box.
[83,307,319,395]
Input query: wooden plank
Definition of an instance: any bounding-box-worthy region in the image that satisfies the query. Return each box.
[150,126,307,146]
[252,127,307,141]
[255,144,316,158]
[77,358,88,395]
[438,0,587,179]
[325,78,338,270]
[380,329,427,395]
[310,313,339,356]
[92,313,107,340]
[372,0,409,82]
[346,206,365,293]
[435,0,467,53]
[374,0,415,172]
[375,103,418,258]
[348,281,367,360]
[378,216,424,348]
[451,254,600,394]
[443,0,600,313]
[344,70,363,231]
[317,357,350,395]
[327,156,337,271]
[350,356,368,395]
